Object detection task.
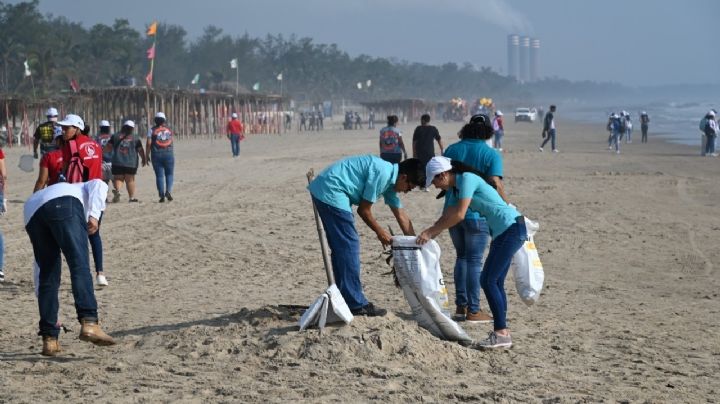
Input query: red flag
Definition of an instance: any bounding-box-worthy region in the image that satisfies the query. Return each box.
[146,44,156,59]
[70,78,80,93]
[145,71,153,87]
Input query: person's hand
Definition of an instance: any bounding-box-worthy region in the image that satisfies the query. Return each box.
[416,229,433,245]
[541,130,547,138]
[33,152,38,159]
[227,134,231,140]
[376,229,393,247]
[0,199,7,216]
[87,217,99,235]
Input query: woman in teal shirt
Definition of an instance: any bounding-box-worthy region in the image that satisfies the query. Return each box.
[417,156,527,350]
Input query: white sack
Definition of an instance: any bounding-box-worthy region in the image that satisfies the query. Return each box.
[299,284,353,331]
[511,218,544,306]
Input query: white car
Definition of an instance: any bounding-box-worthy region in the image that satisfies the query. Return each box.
[515,107,537,122]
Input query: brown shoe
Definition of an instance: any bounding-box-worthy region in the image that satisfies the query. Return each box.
[452,305,467,321]
[465,311,493,324]
[41,336,61,356]
[79,320,116,346]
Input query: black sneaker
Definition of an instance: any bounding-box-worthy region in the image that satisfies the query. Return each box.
[0,270,5,282]
[350,302,387,317]
[159,197,165,203]
[165,192,173,202]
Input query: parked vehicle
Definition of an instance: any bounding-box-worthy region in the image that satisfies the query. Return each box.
[515,107,537,122]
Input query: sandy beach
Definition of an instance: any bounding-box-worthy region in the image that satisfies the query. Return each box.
[0,116,718,402]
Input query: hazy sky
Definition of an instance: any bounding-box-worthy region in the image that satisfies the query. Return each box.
[20,0,720,86]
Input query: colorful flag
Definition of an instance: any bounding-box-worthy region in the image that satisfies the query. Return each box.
[252,82,260,91]
[146,44,156,59]
[23,60,31,77]
[230,58,238,69]
[147,22,157,36]
[276,73,283,81]
[191,73,199,85]
[145,72,153,87]
[70,78,80,93]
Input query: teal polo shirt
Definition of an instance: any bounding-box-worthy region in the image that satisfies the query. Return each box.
[446,172,520,237]
[443,138,503,220]
[308,155,401,212]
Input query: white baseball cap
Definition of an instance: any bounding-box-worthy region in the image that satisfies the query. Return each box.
[155,112,166,120]
[57,114,85,131]
[123,120,136,128]
[425,156,452,188]
[231,112,238,118]
[709,110,716,117]
[46,107,58,117]
[495,110,503,116]
[99,120,110,127]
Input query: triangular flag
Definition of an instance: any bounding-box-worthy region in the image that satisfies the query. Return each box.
[252,82,260,91]
[230,58,238,69]
[191,73,199,85]
[146,44,156,59]
[69,78,80,93]
[23,60,31,77]
[147,22,157,36]
[276,73,283,81]
[145,71,153,87]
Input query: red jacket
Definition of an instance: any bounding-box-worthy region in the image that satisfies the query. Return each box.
[227,119,244,135]
[62,134,103,181]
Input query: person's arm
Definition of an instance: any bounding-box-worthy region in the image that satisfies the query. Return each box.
[85,180,108,235]
[32,129,40,158]
[489,175,508,203]
[357,199,392,246]
[399,137,407,159]
[138,141,147,167]
[437,137,445,155]
[416,198,471,244]
[390,206,414,236]
[0,156,6,197]
[33,165,49,193]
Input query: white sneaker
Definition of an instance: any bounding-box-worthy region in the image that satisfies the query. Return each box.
[96,274,108,287]
[498,148,503,152]
[538,147,543,152]
[616,150,621,154]
[552,149,559,153]
[0,270,5,282]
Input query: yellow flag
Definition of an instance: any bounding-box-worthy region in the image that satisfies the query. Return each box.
[147,22,157,36]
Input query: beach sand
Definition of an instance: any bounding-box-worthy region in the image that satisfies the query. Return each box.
[0,117,718,402]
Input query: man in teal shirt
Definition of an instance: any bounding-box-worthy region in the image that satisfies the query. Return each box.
[308,155,423,316]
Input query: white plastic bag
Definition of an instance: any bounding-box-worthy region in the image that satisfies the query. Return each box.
[512,218,544,306]
[298,284,353,331]
[392,236,471,342]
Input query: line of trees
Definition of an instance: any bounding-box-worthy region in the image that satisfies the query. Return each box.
[1,0,628,104]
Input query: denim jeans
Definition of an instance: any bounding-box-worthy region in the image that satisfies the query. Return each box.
[448,218,489,313]
[312,196,368,310]
[151,152,175,197]
[494,130,504,149]
[641,124,648,143]
[612,132,621,152]
[230,134,241,157]
[480,217,527,331]
[0,227,4,271]
[25,196,98,338]
[88,212,103,274]
[540,129,556,150]
[705,134,717,155]
[626,127,633,143]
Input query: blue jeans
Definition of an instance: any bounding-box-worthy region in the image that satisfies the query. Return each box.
[88,212,103,274]
[25,196,98,338]
[480,217,527,331]
[312,196,368,310]
[230,134,241,157]
[0,227,4,271]
[705,134,717,155]
[540,129,556,150]
[151,152,175,197]
[626,127,632,143]
[494,130,504,149]
[612,132,621,152]
[448,218,489,313]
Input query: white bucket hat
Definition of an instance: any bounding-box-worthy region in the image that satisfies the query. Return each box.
[231,112,238,118]
[155,112,166,120]
[123,120,136,128]
[57,114,85,131]
[425,156,452,188]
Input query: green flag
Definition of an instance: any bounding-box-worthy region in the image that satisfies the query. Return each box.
[191,73,199,85]
[252,82,260,91]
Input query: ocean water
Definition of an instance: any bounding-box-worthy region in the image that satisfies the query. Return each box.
[562,100,718,147]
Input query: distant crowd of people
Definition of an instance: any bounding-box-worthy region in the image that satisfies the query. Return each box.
[604,110,650,154]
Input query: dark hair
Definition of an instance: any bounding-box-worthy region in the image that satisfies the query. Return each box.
[436,160,497,199]
[387,115,399,126]
[549,105,556,111]
[397,158,424,187]
[154,117,166,126]
[100,126,111,134]
[421,114,430,124]
[81,125,91,136]
[460,114,494,140]
[121,125,134,134]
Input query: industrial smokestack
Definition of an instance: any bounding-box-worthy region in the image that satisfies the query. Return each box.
[507,34,519,80]
[530,38,540,82]
[519,36,530,83]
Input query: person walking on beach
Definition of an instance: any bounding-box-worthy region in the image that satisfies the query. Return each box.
[307,155,423,317]
[24,179,116,356]
[609,113,622,154]
[226,113,244,158]
[539,105,558,152]
[146,112,176,202]
[379,115,407,164]
[443,114,507,323]
[702,111,718,157]
[492,111,505,151]
[105,120,146,203]
[94,120,114,187]
[412,113,444,173]
[640,112,650,143]
[33,107,61,159]
[417,156,527,349]
[0,145,6,282]
[624,113,633,144]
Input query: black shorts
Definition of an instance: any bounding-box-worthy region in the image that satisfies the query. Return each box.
[111,165,137,176]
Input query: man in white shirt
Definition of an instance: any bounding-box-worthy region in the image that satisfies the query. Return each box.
[24,179,116,356]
